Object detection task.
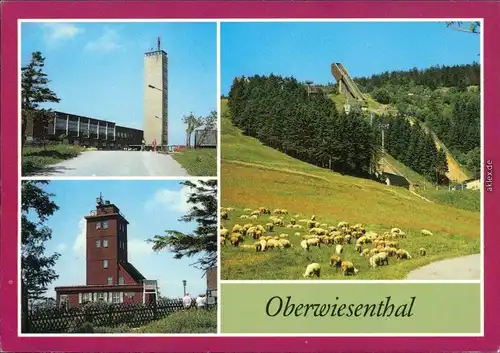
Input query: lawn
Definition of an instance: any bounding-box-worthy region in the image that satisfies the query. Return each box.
[135,308,217,334]
[171,148,217,177]
[418,189,480,213]
[22,144,87,176]
[220,99,480,280]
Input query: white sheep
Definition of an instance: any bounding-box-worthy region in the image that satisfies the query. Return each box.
[278,238,292,248]
[306,238,321,248]
[303,263,321,278]
[396,249,412,260]
[421,229,433,236]
[369,252,389,268]
[335,244,344,255]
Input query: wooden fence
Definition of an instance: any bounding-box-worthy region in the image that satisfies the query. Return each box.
[26,299,215,333]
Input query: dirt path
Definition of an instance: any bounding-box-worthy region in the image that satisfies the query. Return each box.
[406,254,480,280]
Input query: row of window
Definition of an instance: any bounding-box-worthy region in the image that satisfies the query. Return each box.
[96,239,108,248]
[107,276,125,285]
[55,122,114,135]
[55,128,114,140]
[96,240,125,250]
[72,291,136,304]
[116,131,134,139]
[95,221,128,231]
[95,221,109,229]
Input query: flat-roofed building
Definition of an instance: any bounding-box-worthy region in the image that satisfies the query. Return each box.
[24,111,144,150]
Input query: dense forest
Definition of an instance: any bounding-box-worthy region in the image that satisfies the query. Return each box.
[354,63,480,92]
[228,75,376,176]
[227,74,447,183]
[376,116,449,184]
[352,63,481,178]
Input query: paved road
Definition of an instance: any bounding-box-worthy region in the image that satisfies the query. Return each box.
[33,151,189,177]
[406,254,480,280]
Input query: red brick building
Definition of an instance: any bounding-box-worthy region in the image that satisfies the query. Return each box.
[55,194,156,308]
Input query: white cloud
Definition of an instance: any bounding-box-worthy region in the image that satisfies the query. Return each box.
[146,182,205,214]
[72,218,87,254]
[127,237,154,259]
[55,243,67,252]
[84,28,122,53]
[41,23,83,45]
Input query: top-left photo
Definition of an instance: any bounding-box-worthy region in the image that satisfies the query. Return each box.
[20,21,218,177]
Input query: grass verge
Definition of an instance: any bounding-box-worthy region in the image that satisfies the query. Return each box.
[136,309,217,333]
[171,148,217,176]
[22,144,86,176]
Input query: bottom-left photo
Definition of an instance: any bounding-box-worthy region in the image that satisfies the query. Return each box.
[20,179,218,334]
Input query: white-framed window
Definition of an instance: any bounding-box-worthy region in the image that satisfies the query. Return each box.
[119,276,124,285]
[103,239,108,248]
[78,293,82,304]
[97,292,104,301]
[102,221,109,229]
[96,222,102,229]
[112,292,121,303]
[107,276,113,285]
[83,293,91,302]
[60,294,69,307]
[103,259,108,268]
[96,240,101,248]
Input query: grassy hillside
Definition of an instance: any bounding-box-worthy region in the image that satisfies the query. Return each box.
[220,99,480,280]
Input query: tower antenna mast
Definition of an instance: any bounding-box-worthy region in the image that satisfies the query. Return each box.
[157,36,161,51]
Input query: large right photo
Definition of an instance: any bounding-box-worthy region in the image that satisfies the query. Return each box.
[219,21,481,281]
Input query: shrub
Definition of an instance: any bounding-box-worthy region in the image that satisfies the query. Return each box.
[68,320,94,333]
[372,88,391,104]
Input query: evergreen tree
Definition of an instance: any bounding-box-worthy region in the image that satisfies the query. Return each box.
[227,74,376,176]
[147,180,217,273]
[21,51,60,148]
[21,181,60,332]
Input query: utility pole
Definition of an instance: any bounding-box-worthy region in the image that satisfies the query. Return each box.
[380,123,389,154]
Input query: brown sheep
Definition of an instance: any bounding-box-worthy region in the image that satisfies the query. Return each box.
[340,261,359,276]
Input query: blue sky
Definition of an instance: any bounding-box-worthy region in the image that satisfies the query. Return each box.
[26,180,211,299]
[221,21,480,95]
[21,22,217,145]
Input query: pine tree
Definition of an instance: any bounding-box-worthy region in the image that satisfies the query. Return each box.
[21,51,60,148]
[147,180,217,273]
[21,180,60,332]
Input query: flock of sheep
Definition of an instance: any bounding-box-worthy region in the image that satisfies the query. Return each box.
[220,206,434,279]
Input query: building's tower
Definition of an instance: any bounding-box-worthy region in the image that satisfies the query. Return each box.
[143,37,168,148]
[84,193,129,286]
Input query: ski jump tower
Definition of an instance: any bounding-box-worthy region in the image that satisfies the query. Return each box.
[331,63,367,105]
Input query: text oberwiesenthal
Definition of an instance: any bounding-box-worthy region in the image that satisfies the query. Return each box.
[265,296,416,318]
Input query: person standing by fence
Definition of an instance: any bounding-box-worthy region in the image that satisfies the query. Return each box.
[196,293,207,309]
[152,139,157,152]
[141,139,145,151]
[182,293,192,310]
